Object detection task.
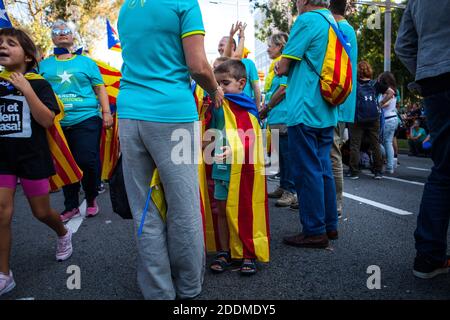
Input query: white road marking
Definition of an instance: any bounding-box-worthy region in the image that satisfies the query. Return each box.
[16,297,35,300]
[363,173,425,186]
[407,166,431,172]
[66,200,86,234]
[343,192,414,216]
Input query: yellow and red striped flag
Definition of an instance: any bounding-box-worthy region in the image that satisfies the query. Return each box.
[307,11,353,106]
[202,94,270,262]
[94,59,121,181]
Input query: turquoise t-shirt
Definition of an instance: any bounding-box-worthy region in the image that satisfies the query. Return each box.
[210,107,231,182]
[39,55,104,127]
[242,58,259,100]
[411,127,427,142]
[266,75,288,125]
[337,19,358,123]
[117,0,205,123]
[282,9,338,128]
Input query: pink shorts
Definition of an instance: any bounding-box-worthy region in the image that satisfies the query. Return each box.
[0,175,50,198]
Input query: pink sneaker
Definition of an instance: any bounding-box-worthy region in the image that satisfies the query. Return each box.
[0,270,16,297]
[60,208,80,223]
[86,199,99,218]
[56,228,73,261]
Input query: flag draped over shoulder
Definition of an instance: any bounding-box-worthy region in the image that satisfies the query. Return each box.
[0,71,83,191]
[93,59,121,181]
[106,19,122,52]
[203,94,270,262]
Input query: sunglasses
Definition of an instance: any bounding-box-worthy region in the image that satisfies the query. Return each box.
[52,29,72,37]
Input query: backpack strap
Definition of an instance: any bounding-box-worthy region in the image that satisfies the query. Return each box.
[302,10,339,80]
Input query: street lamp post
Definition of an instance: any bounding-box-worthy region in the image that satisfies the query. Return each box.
[384,0,392,72]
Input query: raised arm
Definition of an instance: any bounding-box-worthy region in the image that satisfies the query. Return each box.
[223,22,241,58]
[232,22,247,59]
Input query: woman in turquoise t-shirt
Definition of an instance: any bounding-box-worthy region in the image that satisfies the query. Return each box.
[260,33,297,208]
[408,119,427,156]
[117,0,223,300]
[40,20,113,222]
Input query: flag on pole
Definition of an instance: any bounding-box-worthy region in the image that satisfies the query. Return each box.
[0,0,13,28]
[106,19,121,52]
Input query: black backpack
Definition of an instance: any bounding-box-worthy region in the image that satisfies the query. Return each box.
[109,155,133,219]
[355,80,380,123]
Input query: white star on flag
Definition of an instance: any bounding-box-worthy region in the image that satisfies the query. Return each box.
[58,71,73,84]
[113,33,119,42]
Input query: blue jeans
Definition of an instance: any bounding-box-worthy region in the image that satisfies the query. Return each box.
[414,90,450,265]
[62,116,102,210]
[288,124,337,236]
[279,134,295,193]
[383,117,398,171]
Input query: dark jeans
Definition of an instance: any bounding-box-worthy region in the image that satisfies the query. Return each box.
[414,90,450,265]
[279,134,295,193]
[408,139,424,155]
[62,116,102,210]
[348,120,383,174]
[288,124,337,236]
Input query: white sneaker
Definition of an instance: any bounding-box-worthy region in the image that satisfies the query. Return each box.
[56,228,73,262]
[0,270,16,297]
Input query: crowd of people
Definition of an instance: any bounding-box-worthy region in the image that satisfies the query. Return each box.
[0,0,448,299]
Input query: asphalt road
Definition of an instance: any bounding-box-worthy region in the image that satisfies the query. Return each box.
[1,154,449,300]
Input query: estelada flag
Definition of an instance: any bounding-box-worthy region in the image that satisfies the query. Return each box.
[106,19,121,52]
[94,59,121,180]
[203,94,270,262]
[0,71,83,191]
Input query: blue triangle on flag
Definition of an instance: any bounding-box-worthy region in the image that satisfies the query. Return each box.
[106,19,121,50]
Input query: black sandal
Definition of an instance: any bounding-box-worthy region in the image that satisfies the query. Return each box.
[209,251,231,274]
[240,259,257,276]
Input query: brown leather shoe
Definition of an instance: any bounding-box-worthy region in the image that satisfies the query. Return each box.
[283,233,329,248]
[327,230,338,240]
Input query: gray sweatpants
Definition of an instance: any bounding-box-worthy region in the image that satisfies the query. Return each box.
[119,119,205,300]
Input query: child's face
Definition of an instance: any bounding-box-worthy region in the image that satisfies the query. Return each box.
[215,72,246,94]
[0,35,29,71]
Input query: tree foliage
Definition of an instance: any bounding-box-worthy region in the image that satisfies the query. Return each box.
[251,0,416,103]
[4,0,123,55]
